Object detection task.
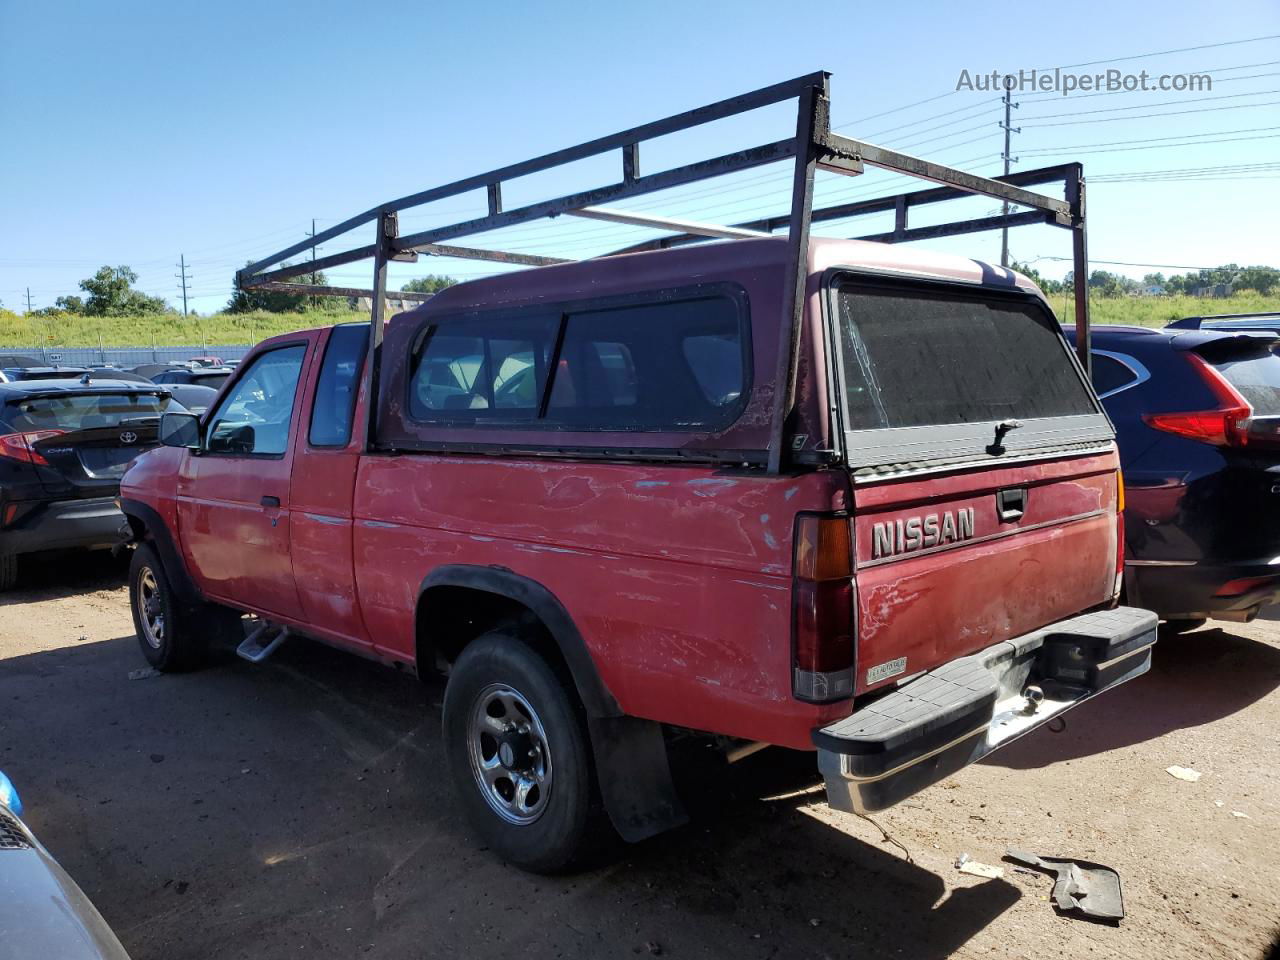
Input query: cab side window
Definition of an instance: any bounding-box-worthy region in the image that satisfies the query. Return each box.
[206,345,307,456]
[309,325,368,447]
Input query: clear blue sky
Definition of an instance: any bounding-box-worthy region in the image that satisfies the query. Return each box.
[2,0,1278,316]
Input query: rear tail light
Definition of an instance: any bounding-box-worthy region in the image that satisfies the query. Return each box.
[1142,354,1255,448]
[792,513,855,703]
[0,430,66,466]
[1114,470,1126,599]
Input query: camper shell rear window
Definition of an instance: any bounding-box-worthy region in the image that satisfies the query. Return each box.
[827,271,1112,470]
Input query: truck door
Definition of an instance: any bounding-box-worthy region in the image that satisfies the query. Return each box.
[177,340,311,619]
[288,324,371,649]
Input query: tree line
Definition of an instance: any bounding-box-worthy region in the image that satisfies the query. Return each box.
[21,265,458,318]
[1013,261,1279,298]
[13,260,1275,318]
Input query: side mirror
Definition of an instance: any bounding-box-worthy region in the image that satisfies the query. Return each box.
[159,411,201,449]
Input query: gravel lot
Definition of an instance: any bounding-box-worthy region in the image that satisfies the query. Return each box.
[2,551,1278,960]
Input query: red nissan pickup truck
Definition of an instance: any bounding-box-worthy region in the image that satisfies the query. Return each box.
[119,236,1156,871]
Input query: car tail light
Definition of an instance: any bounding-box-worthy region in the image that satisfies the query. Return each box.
[1142,354,1254,448]
[0,430,66,466]
[1213,575,1279,598]
[792,513,855,703]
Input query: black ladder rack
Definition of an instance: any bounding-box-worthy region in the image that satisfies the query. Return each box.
[237,70,1091,474]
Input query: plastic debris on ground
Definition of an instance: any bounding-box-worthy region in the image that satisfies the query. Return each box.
[954,852,1005,879]
[1004,849,1125,924]
[1166,765,1202,782]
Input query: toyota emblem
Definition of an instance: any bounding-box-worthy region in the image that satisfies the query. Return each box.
[119,431,138,444]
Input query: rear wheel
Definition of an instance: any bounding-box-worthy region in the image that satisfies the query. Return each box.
[0,554,16,591]
[129,542,230,671]
[442,632,597,873]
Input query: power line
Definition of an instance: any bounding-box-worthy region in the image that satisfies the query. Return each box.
[1023,97,1280,128]
[1031,255,1217,270]
[1019,86,1280,121]
[1020,124,1280,154]
[1049,33,1280,71]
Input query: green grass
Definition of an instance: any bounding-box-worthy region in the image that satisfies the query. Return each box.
[0,308,367,348]
[3,291,1278,348]
[1047,290,1280,328]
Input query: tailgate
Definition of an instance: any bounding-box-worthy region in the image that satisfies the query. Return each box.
[1,390,167,499]
[852,451,1120,695]
[30,423,158,496]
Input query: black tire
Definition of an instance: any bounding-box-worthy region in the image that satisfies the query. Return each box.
[443,631,597,873]
[129,542,221,671]
[0,554,16,591]
[1160,617,1208,636]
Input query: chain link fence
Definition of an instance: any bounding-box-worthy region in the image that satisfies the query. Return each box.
[6,345,254,367]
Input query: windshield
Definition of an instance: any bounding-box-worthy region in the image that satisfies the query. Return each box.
[2,393,169,432]
[836,280,1097,430]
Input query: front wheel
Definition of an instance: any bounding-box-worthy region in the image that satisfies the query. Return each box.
[442,632,597,872]
[129,542,214,671]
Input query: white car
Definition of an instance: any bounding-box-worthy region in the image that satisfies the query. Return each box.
[0,771,132,958]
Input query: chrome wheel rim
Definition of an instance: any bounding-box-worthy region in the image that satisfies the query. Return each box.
[467,683,552,825]
[137,567,165,650]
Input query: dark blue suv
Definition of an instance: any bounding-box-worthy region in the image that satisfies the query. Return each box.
[1068,324,1280,628]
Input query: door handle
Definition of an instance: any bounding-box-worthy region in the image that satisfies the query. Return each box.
[260,495,281,508]
[996,487,1026,523]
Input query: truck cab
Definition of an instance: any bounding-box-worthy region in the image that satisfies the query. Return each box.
[119,234,1155,871]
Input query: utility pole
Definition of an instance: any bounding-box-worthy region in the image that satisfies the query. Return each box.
[306,218,319,309]
[175,254,192,317]
[999,81,1020,269]
[24,287,34,314]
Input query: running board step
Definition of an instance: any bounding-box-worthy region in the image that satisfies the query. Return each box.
[236,623,290,663]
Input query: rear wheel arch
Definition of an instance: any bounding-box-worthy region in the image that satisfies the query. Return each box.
[415,565,618,719]
[416,564,688,845]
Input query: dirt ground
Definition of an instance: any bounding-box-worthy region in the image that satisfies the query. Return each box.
[2,552,1278,960]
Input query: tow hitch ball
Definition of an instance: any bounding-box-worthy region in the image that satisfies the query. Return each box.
[1021,684,1045,715]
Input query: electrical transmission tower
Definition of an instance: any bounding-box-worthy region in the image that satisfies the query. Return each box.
[176,255,193,316]
[999,82,1021,268]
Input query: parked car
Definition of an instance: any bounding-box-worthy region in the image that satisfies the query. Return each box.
[0,354,44,368]
[0,379,174,589]
[129,363,187,381]
[121,236,1155,872]
[187,355,225,368]
[2,366,93,382]
[83,369,155,385]
[1167,312,1280,335]
[149,367,233,390]
[159,383,219,416]
[0,770,132,959]
[1068,325,1280,627]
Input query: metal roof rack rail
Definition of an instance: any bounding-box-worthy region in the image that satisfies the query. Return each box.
[237,70,1091,473]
